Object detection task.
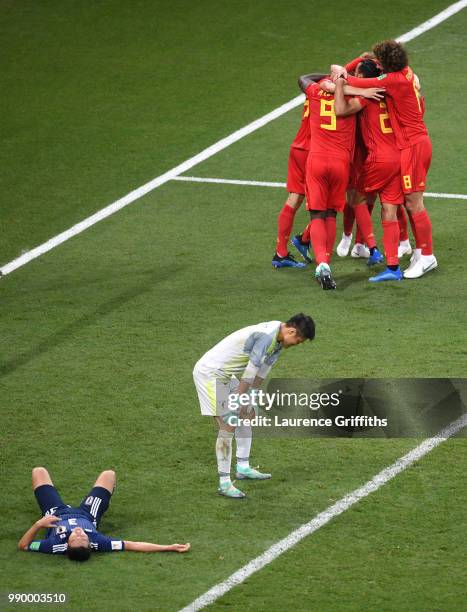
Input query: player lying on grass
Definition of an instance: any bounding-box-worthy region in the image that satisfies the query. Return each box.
[334,39,437,279]
[193,314,315,498]
[18,467,190,560]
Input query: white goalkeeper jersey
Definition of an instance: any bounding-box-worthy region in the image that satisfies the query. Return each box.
[194,320,282,381]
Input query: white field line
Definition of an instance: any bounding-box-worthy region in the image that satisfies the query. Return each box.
[172,176,467,200]
[180,413,467,612]
[0,95,303,277]
[396,0,467,42]
[1,1,466,277]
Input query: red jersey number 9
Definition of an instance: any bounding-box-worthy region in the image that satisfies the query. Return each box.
[303,99,310,119]
[319,100,336,131]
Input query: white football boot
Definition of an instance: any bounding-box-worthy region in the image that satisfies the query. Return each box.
[351,243,370,258]
[398,239,413,258]
[404,253,438,279]
[336,233,352,257]
[404,248,421,274]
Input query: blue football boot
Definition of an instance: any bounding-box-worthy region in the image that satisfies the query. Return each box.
[367,247,384,266]
[291,235,313,264]
[369,267,403,282]
[272,252,306,269]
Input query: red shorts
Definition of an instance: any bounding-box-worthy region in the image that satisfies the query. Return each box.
[305,154,350,212]
[359,159,404,205]
[348,144,365,190]
[286,147,308,195]
[400,135,432,194]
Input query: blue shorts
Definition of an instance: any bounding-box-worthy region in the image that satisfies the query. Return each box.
[35,485,112,526]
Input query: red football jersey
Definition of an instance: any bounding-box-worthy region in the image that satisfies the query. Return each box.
[346,67,427,149]
[305,82,356,160]
[358,98,399,163]
[291,99,311,150]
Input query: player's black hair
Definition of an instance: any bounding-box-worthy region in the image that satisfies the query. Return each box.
[358,59,381,78]
[286,313,315,341]
[67,545,91,562]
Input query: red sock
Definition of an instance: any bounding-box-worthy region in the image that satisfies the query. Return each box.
[276,203,297,257]
[397,206,409,241]
[325,216,336,264]
[407,211,420,248]
[382,220,399,266]
[354,204,376,249]
[411,209,433,255]
[343,204,355,236]
[309,218,327,264]
[301,222,311,243]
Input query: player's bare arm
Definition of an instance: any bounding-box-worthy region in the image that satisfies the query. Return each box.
[333,78,364,117]
[124,541,190,553]
[18,516,60,551]
[319,79,384,100]
[298,73,328,92]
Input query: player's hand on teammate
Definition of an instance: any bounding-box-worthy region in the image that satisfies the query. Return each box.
[35,515,60,529]
[360,87,386,100]
[330,64,347,81]
[169,543,191,553]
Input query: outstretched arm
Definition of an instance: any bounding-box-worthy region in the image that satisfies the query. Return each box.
[319,79,384,101]
[298,72,328,92]
[124,541,190,553]
[18,516,59,551]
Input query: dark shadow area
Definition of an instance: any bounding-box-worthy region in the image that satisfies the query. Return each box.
[0,266,181,379]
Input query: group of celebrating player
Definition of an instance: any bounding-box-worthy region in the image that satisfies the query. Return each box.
[272,39,437,289]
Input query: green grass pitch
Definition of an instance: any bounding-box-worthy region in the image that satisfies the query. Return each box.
[1,1,466,610]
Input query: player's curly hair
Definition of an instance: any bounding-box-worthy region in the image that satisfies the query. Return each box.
[372,39,408,73]
[67,545,91,562]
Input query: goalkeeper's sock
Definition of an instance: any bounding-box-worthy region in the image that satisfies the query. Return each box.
[216,430,233,484]
[235,423,252,468]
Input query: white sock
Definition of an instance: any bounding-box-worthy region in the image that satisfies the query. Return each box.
[235,423,252,468]
[400,239,410,247]
[216,430,233,484]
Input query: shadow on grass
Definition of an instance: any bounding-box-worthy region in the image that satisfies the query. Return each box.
[0,267,181,379]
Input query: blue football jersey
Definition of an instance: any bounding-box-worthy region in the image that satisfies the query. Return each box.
[28,508,124,554]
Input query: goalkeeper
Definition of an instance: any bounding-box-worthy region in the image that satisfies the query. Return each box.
[193,314,315,498]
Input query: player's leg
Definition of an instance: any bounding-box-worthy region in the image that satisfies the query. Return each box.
[32,467,67,516]
[234,405,271,482]
[193,364,245,498]
[400,139,436,278]
[348,197,371,259]
[397,205,412,258]
[369,203,403,282]
[352,192,383,265]
[273,148,307,268]
[79,471,115,526]
[214,416,245,499]
[337,199,355,257]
